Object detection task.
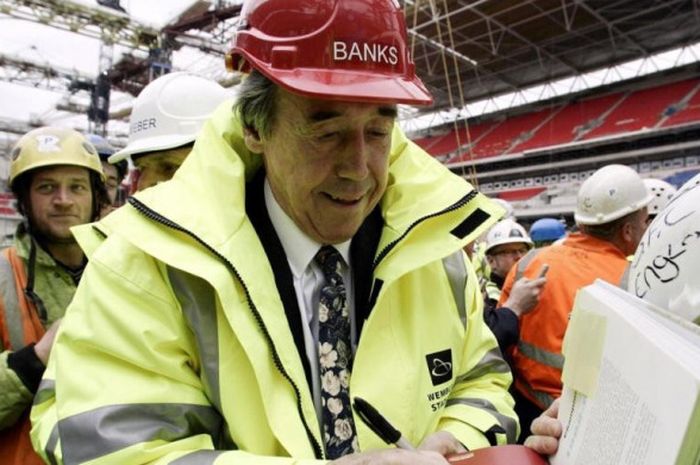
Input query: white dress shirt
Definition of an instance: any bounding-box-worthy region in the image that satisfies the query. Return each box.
[264,179,355,416]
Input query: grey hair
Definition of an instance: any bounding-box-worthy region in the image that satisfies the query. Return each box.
[233,69,278,139]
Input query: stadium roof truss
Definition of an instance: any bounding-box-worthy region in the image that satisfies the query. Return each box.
[1,0,700,133]
[403,0,700,128]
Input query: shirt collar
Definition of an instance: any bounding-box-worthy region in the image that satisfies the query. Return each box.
[264,178,351,278]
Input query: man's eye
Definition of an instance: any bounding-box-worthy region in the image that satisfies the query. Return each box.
[318,132,339,141]
[37,184,54,193]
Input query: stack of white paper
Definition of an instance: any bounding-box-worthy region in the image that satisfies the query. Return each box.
[551,280,700,465]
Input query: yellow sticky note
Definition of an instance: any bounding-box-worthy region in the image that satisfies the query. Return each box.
[561,306,607,397]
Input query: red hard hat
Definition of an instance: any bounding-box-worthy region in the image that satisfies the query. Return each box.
[227,0,433,106]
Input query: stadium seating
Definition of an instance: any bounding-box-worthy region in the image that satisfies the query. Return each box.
[662,82,700,128]
[465,108,554,159]
[512,93,625,152]
[581,78,699,140]
[496,187,547,201]
[413,78,700,161]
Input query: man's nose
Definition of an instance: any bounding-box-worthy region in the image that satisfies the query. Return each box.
[337,131,370,181]
[52,187,74,206]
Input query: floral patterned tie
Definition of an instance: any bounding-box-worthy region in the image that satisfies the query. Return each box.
[316,246,358,458]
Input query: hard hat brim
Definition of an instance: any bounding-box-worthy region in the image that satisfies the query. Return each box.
[574,192,654,225]
[109,134,196,163]
[247,56,434,106]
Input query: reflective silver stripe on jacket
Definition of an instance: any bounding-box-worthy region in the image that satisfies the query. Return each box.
[445,397,518,444]
[517,340,564,370]
[59,403,223,465]
[171,450,224,465]
[0,250,25,350]
[167,267,222,410]
[455,347,510,384]
[168,266,236,450]
[441,250,467,328]
[33,378,62,463]
[45,423,60,465]
[33,378,55,405]
[518,378,557,409]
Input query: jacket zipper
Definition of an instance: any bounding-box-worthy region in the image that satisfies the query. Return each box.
[128,197,324,459]
[372,190,478,271]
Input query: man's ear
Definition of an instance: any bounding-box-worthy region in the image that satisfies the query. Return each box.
[619,220,636,249]
[243,127,264,154]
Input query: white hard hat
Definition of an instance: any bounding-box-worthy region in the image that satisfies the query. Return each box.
[628,173,700,324]
[109,72,227,163]
[484,219,533,254]
[574,164,652,225]
[643,178,677,216]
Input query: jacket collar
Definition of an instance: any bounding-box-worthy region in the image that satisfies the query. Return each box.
[121,99,501,265]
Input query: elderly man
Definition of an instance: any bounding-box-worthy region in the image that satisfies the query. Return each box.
[35,1,521,464]
[499,164,652,442]
[0,127,106,465]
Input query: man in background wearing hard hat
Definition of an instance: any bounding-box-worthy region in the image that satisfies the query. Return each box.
[642,177,677,223]
[0,127,107,465]
[107,71,228,192]
[481,218,533,306]
[499,164,652,443]
[85,133,128,216]
[481,219,546,358]
[528,218,566,248]
[36,1,522,464]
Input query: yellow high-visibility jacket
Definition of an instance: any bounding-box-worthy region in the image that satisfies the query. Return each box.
[32,101,516,465]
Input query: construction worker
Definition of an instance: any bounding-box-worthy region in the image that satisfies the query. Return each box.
[482,219,533,306]
[34,1,520,464]
[480,219,544,357]
[470,198,515,286]
[643,177,677,222]
[525,171,700,456]
[0,127,106,465]
[108,71,228,192]
[499,164,652,442]
[86,133,128,215]
[528,218,566,248]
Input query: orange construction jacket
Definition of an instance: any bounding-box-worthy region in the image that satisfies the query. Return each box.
[498,233,628,409]
[0,246,46,465]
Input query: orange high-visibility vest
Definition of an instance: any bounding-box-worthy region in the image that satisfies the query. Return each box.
[499,233,628,409]
[0,246,46,465]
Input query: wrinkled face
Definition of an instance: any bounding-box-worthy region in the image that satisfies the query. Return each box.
[486,243,530,278]
[133,146,190,191]
[28,165,93,243]
[101,161,119,205]
[245,90,396,244]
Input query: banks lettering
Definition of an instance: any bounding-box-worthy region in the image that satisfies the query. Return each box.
[333,41,399,65]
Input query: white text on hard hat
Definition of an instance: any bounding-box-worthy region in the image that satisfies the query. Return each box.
[131,118,158,135]
[333,41,399,65]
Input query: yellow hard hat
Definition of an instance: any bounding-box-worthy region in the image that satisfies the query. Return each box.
[9,126,105,188]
